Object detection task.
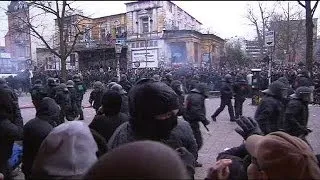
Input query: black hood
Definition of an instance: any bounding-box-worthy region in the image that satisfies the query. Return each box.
[129,80,179,119]
[128,80,179,139]
[0,89,14,120]
[102,90,122,116]
[36,97,60,122]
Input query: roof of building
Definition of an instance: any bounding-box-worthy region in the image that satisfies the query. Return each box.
[93,13,126,20]
[125,1,202,25]
[163,30,225,42]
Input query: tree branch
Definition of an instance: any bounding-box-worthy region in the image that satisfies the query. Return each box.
[311,0,319,17]
[297,0,306,8]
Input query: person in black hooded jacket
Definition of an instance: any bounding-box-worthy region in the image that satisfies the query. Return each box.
[211,74,235,122]
[0,78,23,128]
[107,78,197,179]
[183,83,210,167]
[22,97,60,180]
[170,80,185,116]
[0,87,23,180]
[89,90,129,143]
[255,80,287,135]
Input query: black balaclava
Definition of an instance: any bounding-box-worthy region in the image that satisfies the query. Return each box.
[129,79,179,140]
[102,90,122,116]
[36,97,60,125]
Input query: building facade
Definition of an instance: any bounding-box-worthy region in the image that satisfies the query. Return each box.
[5,1,32,72]
[126,1,211,69]
[49,0,225,70]
[52,13,128,71]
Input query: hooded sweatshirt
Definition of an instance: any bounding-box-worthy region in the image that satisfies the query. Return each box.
[31,121,98,180]
[22,97,60,179]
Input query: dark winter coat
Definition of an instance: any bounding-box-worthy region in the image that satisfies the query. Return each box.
[183,90,206,124]
[89,113,129,142]
[0,88,23,175]
[22,118,53,179]
[22,97,60,179]
[0,83,23,127]
[68,87,78,109]
[45,85,58,99]
[294,76,312,89]
[89,89,104,111]
[284,98,309,137]
[120,95,129,116]
[74,82,86,102]
[107,119,197,178]
[233,81,249,101]
[220,81,233,100]
[119,80,132,93]
[254,95,285,135]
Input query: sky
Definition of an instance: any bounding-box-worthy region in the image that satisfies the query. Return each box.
[0,1,319,46]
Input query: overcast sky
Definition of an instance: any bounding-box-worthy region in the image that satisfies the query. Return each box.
[0,1,319,46]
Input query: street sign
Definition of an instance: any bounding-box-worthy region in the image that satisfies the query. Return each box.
[265,31,275,47]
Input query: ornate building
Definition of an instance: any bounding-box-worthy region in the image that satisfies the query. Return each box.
[5,1,32,71]
[50,0,225,70]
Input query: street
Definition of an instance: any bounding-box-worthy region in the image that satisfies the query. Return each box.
[18,91,320,179]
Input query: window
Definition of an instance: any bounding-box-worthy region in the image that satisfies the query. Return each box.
[131,43,136,48]
[83,26,91,41]
[140,41,145,48]
[26,47,30,57]
[154,40,158,47]
[141,17,149,33]
[169,3,173,13]
[70,54,75,66]
[100,28,105,40]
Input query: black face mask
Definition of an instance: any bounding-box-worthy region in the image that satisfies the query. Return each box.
[152,115,178,140]
[133,114,178,141]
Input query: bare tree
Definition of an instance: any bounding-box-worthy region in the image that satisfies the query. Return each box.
[269,2,304,63]
[4,1,93,80]
[298,0,319,75]
[245,2,277,60]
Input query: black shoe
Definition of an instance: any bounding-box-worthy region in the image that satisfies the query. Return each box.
[195,161,203,167]
[78,117,84,120]
[211,115,217,122]
[230,119,236,122]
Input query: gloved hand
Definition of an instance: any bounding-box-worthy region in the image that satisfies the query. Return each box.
[235,116,262,140]
[203,119,210,126]
[304,128,312,135]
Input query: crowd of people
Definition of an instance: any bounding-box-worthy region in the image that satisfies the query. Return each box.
[0,60,320,180]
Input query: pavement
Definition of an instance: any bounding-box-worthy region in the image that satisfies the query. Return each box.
[16,90,320,179]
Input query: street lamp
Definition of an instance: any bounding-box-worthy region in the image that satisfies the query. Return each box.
[115,43,122,82]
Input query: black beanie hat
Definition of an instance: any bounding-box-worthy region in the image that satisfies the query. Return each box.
[129,79,179,119]
[102,90,122,116]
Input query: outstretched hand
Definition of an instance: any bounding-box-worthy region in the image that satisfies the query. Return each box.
[235,116,262,140]
[206,159,232,180]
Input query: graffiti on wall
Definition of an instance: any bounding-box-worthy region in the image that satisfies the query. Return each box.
[170,42,187,64]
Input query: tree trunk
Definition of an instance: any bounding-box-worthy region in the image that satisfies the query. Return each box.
[61,56,67,81]
[305,1,314,75]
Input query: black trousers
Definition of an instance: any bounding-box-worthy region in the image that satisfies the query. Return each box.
[0,161,12,180]
[212,99,235,120]
[189,122,203,151]
[76,101,84,119]
[234,98,245,119]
